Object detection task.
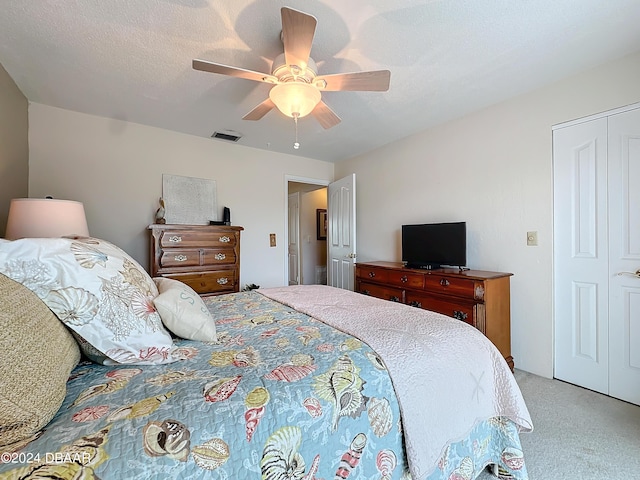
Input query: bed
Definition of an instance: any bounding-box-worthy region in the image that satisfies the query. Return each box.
[0,237,532,480]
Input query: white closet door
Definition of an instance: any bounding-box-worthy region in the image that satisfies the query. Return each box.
[608,108,640,405]
[553,118,610,394]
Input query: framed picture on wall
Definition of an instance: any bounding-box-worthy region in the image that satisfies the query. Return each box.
[317,209,327,240]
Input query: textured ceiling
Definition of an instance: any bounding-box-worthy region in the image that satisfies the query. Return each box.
[1,1,639,162]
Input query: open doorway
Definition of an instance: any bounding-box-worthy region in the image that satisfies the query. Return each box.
[286,178,328,285]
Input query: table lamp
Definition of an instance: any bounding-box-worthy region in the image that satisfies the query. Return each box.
[5,198,90,240]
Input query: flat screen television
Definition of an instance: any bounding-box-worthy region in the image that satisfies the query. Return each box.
[402,222,466,269]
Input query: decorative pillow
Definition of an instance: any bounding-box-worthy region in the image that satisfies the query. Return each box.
[0,237,181,365]
[0,273,81,448]
[153,277,217,342]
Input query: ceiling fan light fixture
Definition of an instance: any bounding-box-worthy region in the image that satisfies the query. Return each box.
[269,82,321,118]
[271,54,317,83]
[192,7,388,132]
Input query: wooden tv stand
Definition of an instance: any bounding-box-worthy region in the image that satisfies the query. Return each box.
[355,261,514,371]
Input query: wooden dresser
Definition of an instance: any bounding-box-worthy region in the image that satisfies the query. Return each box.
[355,261,514,370]
[148,224,243,296]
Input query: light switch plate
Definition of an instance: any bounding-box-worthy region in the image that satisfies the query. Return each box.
[527,231,538,246]
[269,233,276,247]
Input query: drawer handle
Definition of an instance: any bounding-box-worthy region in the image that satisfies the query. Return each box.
[409,300,422,308]
[174,254,188,262]
[219,236,231,243]
[215,253,226,260]
[400,275,408,283]
[368,271,376,278]
[453,310,468,321]
[440,278,450,287]
[217,277,228,285]
[389,296,400,302]
[168,235,182,243]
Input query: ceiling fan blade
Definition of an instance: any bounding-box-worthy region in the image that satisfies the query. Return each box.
[315,70,391,91]
[193,59,277,84]
[281,7,317,69]
[312,101,341,129]
[242,98,275,121]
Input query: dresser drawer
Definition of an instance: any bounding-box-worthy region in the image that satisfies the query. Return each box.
[159,230,237,249]
[202,249,236,266]
[159,249,201,268]
[405,291,475,326]
[424,274,476,300]
[357,281,404,303]
[356,266,388,283]
[165,270,237,295]
[159,248,237,270]
[386,270,424,289]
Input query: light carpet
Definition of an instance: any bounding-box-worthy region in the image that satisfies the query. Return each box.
[476,369,640,480]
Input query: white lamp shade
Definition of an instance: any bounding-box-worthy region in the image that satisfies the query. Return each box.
[5,198,90,240]
[269,82,321,118]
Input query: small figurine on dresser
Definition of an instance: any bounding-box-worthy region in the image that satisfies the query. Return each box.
[155,197,166,224]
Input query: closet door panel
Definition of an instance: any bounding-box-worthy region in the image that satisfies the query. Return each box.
[553,118,609,394]
[608,108,640,405]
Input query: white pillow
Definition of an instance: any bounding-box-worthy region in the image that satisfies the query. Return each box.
[153,277,217,342]
[0,237,181,365]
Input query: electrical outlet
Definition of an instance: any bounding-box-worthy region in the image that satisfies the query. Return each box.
[269,233,276,247]
[527,231,538,246]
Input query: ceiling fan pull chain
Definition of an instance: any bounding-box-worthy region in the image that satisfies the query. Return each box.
[293,113,300,149]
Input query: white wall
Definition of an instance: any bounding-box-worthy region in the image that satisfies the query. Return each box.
[27,104,334,288]
[0,63,29,236]
[336,50,640,378]
[300,187,327,284]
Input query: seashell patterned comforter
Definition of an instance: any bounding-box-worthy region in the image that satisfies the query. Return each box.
[0,287,531,480]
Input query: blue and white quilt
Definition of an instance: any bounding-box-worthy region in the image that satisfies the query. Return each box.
[0,290,530,480]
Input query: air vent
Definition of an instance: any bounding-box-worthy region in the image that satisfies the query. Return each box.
[212,130,242,142]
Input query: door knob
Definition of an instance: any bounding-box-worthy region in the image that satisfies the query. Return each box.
[616,269,640,278]
[346,253,357,259]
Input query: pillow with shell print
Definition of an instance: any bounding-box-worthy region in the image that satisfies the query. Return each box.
[0,237,182,365]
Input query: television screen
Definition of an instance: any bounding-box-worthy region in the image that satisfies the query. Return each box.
[402,222,466,269]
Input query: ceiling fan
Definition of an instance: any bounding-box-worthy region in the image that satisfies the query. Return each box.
[192,6,391,132]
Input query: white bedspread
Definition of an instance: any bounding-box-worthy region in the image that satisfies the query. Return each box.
[259,285,532,480]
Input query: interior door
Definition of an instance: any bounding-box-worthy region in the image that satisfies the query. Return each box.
[288,192,300,285]
[553,117,610,394]
[327,174,356,290]
[607,108,640,405]
[554,105,640,406]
